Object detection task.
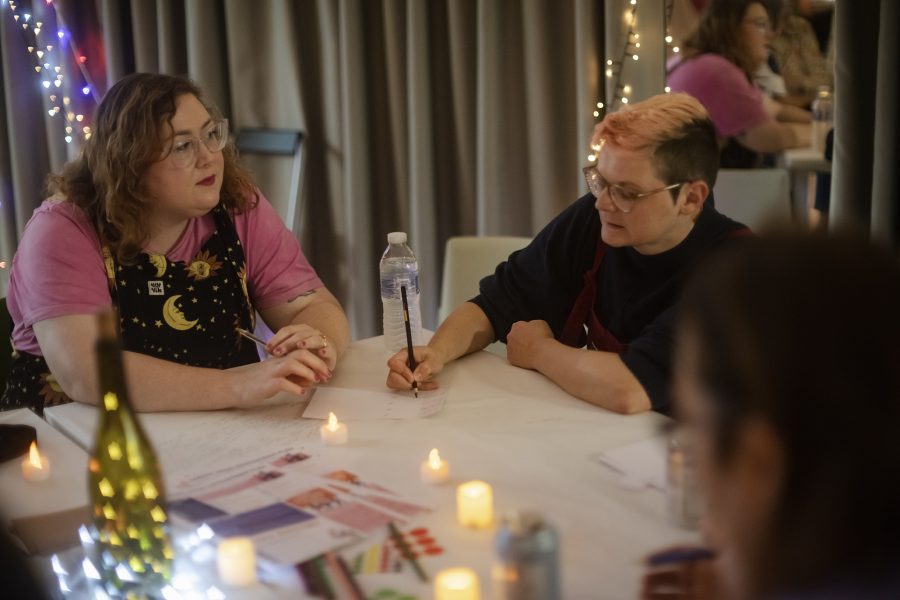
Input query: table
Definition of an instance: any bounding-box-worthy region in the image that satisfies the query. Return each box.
[43,336,693,599]
[0,408,88,524]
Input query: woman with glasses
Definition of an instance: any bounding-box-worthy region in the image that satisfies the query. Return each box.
[668,0,811,168]
[642,234,900,599]
[1,73,349,413]
[386,93,748,415]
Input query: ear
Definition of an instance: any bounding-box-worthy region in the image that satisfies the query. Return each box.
[679,180,710,218]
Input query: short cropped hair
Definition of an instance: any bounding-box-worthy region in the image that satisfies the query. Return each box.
[592,93,720,189]
[48,73,257,264]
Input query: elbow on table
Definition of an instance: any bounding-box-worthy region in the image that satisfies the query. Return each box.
[605,385,651,415]
[52,371,96,407]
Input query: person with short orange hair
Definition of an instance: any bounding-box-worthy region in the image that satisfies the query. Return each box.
[386,93,748,415]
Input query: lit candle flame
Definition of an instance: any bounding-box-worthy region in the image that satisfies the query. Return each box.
[428,448,442,469]
[326,412,339,431]
[28,441,44,469]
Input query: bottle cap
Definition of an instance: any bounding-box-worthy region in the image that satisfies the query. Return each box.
[387,232,407,244]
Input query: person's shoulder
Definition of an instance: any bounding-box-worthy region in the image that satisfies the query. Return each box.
[23,198,95,239]
[698,204,752,241]
[674,54,744,80]
[230,188,275,225]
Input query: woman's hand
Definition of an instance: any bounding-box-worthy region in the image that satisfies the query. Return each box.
[267,324,337,370]
[386,346,444,392]
[228,348,332,408]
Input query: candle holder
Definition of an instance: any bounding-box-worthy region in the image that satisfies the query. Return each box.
[456,480,493,529]
[21,441,50,482]
[320,412,348,445]
[420,448,450,484]
[217,537,257,587]
[435,567,480,600]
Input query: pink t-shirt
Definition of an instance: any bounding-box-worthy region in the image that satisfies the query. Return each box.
[667,54,770,138]
[7,193,323,355]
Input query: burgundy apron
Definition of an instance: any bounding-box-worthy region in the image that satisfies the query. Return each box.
[559,229,627,353]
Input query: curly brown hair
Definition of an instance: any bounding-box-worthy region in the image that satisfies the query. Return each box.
[681,0,771,80]
[47,73,258,263]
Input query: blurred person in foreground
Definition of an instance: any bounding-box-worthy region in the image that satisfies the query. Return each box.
[2,73,349,414]
[642,233,900,599]
[387,93,749,415]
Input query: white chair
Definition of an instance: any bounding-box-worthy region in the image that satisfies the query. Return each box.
[712,168,792,230]
[439,235,531,356]
[235,128,305,235]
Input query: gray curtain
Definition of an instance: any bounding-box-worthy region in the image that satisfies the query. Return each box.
[831,0,900,253]
[0,0,603,338]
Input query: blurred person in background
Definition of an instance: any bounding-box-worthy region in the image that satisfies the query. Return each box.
[762,0,833,108]
[668,0,811,168]
[642,233,900,599]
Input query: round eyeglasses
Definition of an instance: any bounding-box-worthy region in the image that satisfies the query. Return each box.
[583,165,684,213]
[165,119,229,169]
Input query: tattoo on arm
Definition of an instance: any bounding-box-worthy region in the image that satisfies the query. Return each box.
[288,289,317,303]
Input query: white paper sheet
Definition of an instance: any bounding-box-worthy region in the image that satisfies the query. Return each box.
[592,436,667,491]
[302,387,447,420]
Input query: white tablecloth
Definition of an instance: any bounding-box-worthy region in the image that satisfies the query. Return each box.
[45,336,696,599]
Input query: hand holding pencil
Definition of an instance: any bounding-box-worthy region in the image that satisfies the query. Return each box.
[385,344,444,393]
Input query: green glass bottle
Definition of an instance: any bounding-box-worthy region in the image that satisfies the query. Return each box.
[87,310,173,594]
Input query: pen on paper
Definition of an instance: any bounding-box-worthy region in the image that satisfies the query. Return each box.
[236,328,272,355]
[400,285,419,398]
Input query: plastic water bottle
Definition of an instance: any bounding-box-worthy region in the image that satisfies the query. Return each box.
[380,232,422,352]
[811,85,833,154]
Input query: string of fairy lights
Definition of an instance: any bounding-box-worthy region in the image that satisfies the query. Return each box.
[1,0,100,146]
[587,0,678,163]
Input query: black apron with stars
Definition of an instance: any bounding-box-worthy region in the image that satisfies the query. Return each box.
[1,206,260,415]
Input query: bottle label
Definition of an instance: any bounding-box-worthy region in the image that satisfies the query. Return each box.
[381,273,420,299]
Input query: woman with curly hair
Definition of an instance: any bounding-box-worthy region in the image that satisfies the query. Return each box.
[668,0,811,168]
[2,73,349,413]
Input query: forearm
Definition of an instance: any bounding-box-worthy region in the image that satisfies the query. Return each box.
[738,121,807,153]
[531,338,651,414]
[776,102,812,123]
[69,351,240,412]
[428,302,495,364]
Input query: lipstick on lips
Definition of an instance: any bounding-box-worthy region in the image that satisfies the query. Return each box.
[197,174,216,186]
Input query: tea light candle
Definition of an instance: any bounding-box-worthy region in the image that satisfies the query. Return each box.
[21,441,50,483]
[217,537,257,587]
[435,567,480,600]
[320,412,348,445]
[456,480,493,528]
[420,448,450,484]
